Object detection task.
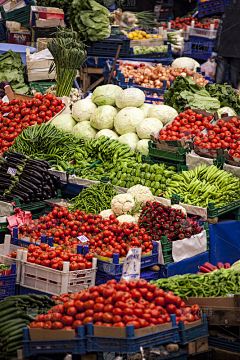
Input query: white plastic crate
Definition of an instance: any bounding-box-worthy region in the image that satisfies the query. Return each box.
[189,27,217,39]
[168,28,190,41]
[20,257,97,296]
[0,234,23,283]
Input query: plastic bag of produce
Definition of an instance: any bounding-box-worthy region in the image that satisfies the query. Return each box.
[201,59,216,79]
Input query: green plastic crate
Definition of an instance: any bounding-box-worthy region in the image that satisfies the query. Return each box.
[149,141,188,165]
[30,81,55,94]
[0,0,36,26]
[143,155,184,173]
[207,200,240,219]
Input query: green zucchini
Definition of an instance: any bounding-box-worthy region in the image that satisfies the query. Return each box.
[0,307,18,318]
[20,313,35,322]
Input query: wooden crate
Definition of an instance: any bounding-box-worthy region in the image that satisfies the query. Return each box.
[183,337,209,355]
[26,48,56,82]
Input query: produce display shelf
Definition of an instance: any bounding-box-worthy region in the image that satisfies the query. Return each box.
[0,0,36,26]
[86,315,179,353]
[179,314,209,345]
[149,142,188,165]
[209,336,240,353]
[22,326,86,356]
[0,263,16,300]
[95,267,159,285]
[197,0,227,18]
[86,36,131,58]
[30,81,55,94]
[96,242,158,276]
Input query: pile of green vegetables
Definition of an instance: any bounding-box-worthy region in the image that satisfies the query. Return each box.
[164,164,240,208]
[10,123,85,165]
[68,182,117,214]
[133,45,168,55]
[206,83,240,115]
[164,76,220,113]
[69,0,110,42]
[0,50,30,95]
[0,294,55,359]
[150,268,240,298]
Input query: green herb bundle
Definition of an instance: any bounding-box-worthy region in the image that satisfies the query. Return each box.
[47,28,86,97]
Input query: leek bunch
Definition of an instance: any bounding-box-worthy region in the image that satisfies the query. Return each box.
[47,28,86,97]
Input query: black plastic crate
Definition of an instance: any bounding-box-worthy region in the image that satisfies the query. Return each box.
[158,4,173,20]
[86,36,131,57]
[33,26,57,41]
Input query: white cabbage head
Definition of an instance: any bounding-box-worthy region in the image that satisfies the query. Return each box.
[116,88,145,109]
[91,84,123,106]
[72,98,97,122]
[114,107,144,135]
[118,133,139,151]
[72,121,97,140]
[136,117,163,139]
[90,105,117,130]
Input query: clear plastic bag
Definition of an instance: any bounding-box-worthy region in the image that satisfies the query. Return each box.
[201,59,216,79]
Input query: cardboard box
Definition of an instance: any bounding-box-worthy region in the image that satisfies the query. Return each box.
[186,337,209,355]
[184,295,240,327]
[29,328,75,341]
[93,322,172,338]
[30,6,64,27]
[6,29,31,46]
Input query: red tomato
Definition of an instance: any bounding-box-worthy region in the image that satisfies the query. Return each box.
[62,316,74,326]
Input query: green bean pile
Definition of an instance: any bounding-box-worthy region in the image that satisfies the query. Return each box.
[10,123,85,166]
[151,269,240,298]
[68,182,118,214]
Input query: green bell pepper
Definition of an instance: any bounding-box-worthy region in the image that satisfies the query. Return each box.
[140,179,145,186]
[150,173,155,181]
[134,177,141,184]
[156,167,164,175]
[121,173,127,181]
[154,181,160,189]
[136,169,141,177]
[145,180,151,187]
[145,172,151,180]
[126,181,131,188]
[155,174,162,182]
[119,180,126,187]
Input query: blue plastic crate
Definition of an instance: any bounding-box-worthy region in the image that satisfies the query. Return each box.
[178,314,209,345]
[86,36,131,58]
[197,0,226,18]
[87,315,179,353]
[17,285,52,297]
[11,227,54,249]
[96,267,159,285]
[0,43,36,65]
[209,336,240,353]
[0,263,16,300]
[96,242,158,276]
[22,326,86,356]
[189,36,216,52]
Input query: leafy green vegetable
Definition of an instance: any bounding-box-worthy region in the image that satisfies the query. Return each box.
[0,50,30,94]
[206,83,240,115]
[164,76,219,113]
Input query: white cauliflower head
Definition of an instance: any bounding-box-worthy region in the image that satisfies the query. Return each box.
[111,193,135,216]
[117,214,136,224]
[133,213,141,223]
[127,185,154,207]
[171,204,187,215]
[99,209,114,219]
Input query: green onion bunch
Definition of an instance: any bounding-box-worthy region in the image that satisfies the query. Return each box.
[47,28,86,97]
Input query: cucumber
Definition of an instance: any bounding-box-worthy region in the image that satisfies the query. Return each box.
[0,307,18,318]
[1,322,29,336]
[6,334,23,344]
[0,301,16,311]
[10,328,26,337]
[20,313,35,322]
[5,341,23,352]
[0,310,23,323]
[0,319,20,331]
[1,328,24,342]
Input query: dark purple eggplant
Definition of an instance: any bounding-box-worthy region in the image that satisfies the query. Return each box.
[21,174,42,185]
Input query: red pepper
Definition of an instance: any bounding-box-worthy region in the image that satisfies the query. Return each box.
[217,262,224,269]
[178,233,185,239]
[199,266,211,273]
[224,263,231,269]
[204,262,217,271]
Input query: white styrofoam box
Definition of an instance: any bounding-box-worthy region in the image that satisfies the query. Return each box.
[189,27,217,39]
[20,257,97,296]
[0,234,23,283]
[130,37,167,48]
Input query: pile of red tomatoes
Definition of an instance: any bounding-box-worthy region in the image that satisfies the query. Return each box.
[30,279,201,330]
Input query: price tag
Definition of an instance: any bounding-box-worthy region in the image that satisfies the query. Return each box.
[7,167,17,176]
[121,248,142,282]
[77,235,89,243]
